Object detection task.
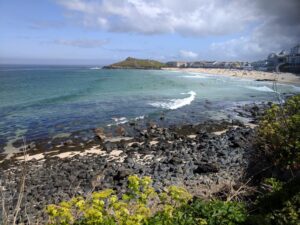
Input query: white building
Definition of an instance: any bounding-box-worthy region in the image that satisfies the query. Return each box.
[166,61,188,68]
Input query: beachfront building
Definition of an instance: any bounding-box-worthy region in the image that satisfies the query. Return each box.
[223,62,243,69]
[212,61,225,68]
[189,61,205,68]
[267,51,288,71]
[174,61,248,69]
[166,61,188,68]
[252,51,288,72]
[253,44,300,73]
[231,62,242,69]
[287,44,300,73]
[203,61,217,68]
[252,60,268,71]
[242,62,253,70]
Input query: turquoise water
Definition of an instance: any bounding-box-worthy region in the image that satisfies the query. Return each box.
[0,65,299,151]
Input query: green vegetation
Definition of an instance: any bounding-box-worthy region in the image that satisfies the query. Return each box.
[103,57,166,69]
[246,177,300,225]
[250,94,300,224]
[258,94,300,169]
[148,199,247,225]
[46,175,246,225]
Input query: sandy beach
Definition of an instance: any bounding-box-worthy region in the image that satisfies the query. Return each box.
[163,67,300,84]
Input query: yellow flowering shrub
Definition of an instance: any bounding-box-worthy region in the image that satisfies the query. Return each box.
[46,175,192,225]
[46,175,248,225]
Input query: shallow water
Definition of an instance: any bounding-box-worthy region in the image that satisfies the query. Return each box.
[0,65,299,151]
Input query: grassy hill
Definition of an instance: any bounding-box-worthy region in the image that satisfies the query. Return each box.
[103,57,166,69]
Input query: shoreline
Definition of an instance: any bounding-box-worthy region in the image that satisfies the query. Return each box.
[162,67,300,85]
[0,98,274,161]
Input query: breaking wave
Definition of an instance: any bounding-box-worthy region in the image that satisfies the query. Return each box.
[135,115,145,120]
[107,117,128,126]
[89,67,101,70]
[112,117,128,123]
[149,91,196,110]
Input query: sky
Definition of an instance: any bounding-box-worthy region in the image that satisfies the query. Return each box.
[0,0,299,65]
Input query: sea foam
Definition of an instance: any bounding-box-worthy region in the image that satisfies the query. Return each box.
[135,115,145,120]
[182,75,207,79]
[246,86,275,92]
[112,117,128,123]
[149,91,196,110]
[107,117,128,126]
[291,85,300,92]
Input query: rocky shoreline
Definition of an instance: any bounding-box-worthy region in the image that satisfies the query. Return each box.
[0,102,270,223]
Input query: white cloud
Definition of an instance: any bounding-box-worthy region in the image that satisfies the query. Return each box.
[209,7,300,61]
[54,39,109,48]
[56,0,256,35]
[179,50,198,59]
[55,0,300,60]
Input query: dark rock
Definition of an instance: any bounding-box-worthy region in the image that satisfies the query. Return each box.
[124,157,135,166]
[232,119,244,127]
[194,163,220,174]
[116,126,126,136]
[64,140,73,145]
[104,142,114,152]
[148,122,157,129]
[169,156,183,165]
[131,142,139,148]
[95,127,106,141]
[114,168,132,181]
[129,121,136,126]
[28,142,36,150]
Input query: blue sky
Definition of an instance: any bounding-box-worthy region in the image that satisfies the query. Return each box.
[0,0,299,65]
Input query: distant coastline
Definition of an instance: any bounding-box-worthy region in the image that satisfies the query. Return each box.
[103,55,300,84]
[163,67,300,85]
[103,57,165,70]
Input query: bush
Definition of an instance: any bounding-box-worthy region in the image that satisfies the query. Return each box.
[149,199,246,225]
[258,94,300,169]
[246,177,300,225]
[46,175,247,225]
[262,178,283,192]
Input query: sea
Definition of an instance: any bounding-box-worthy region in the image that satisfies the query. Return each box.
[0,65,299,153]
